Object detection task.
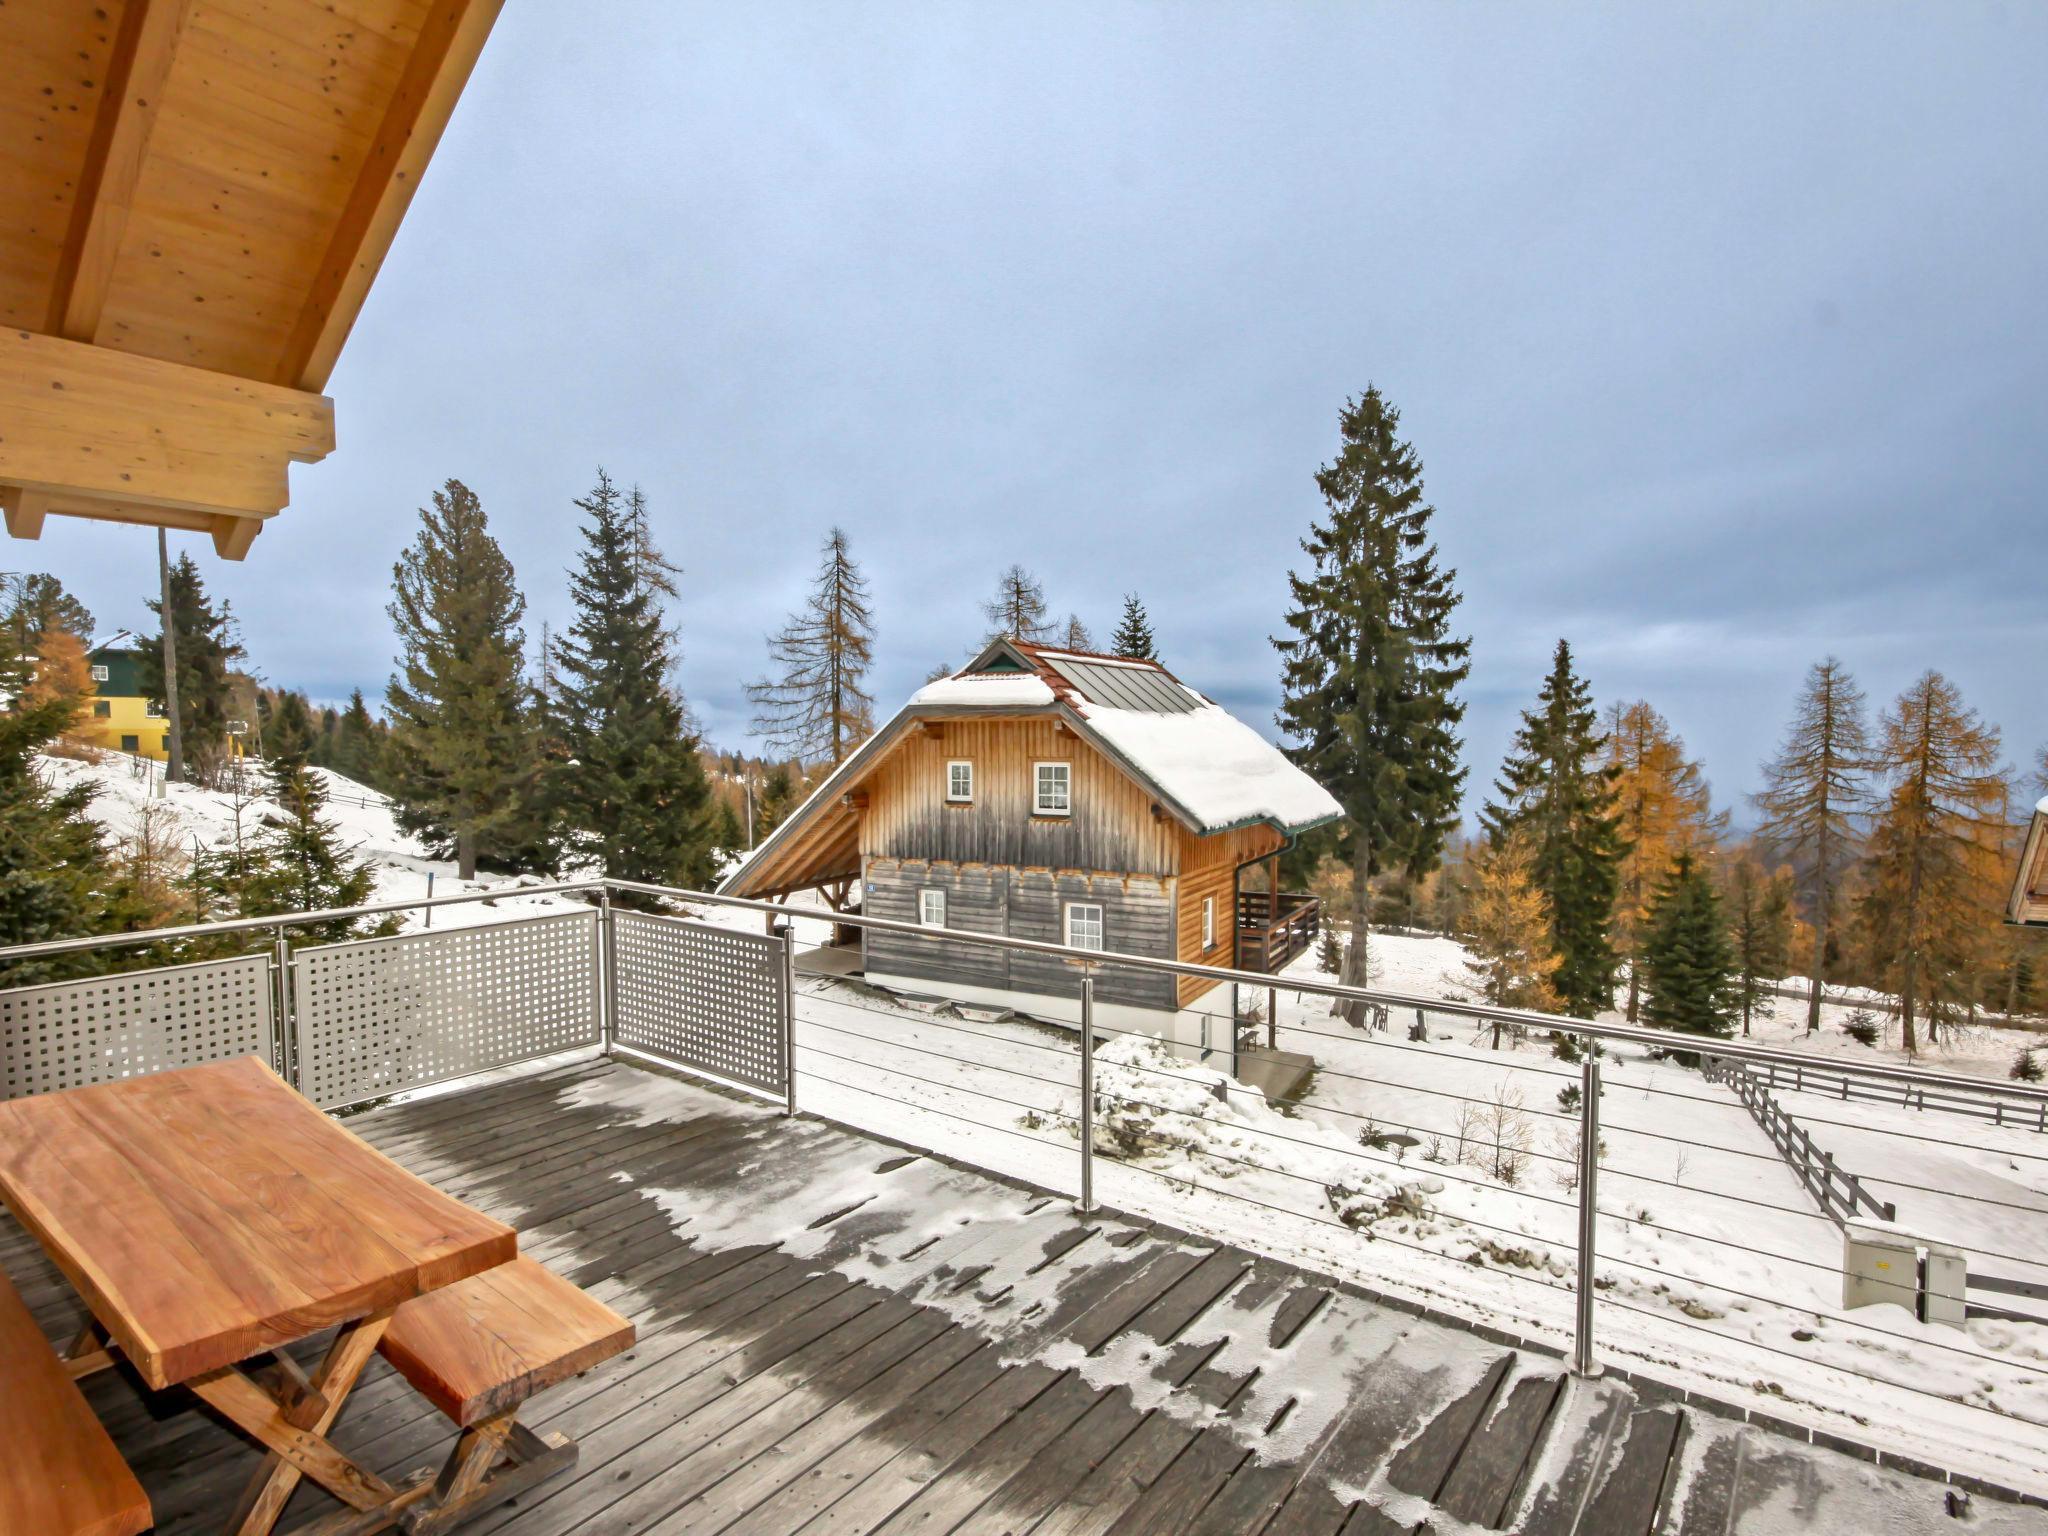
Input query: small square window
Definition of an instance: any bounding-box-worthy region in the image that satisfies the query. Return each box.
[145,700,164,717]
[89,664,109,682]
[1034,761,1071,816]
[919,888,947,928]
[1202,896,1215,950]
[120,735,139,753]
[946,760,974,802]
[93,699,111,718]
[1066,901,1104,951]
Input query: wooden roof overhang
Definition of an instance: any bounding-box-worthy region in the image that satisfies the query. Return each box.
[2011,806,2048,928]
[1,0,502,558]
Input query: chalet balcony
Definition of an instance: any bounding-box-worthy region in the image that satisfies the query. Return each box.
[1235,889,1322,974]
[4,880,2047,1533]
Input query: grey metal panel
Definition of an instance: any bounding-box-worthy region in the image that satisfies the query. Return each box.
[293,911,601,1109]
[612,912,785,1094]
[1041,654,1196,714]
[0,954,275,1100]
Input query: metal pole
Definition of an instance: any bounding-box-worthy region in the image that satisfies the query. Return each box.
[776,921,798,1116]
[599,888,617,1051]
[1077,971,1097,1214]
[1574,1056,1602,1377]
[424,870,434,928]
[272,924,295,1088]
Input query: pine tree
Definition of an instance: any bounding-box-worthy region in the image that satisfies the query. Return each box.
[756,763,800,839]
[981,565,1053,644]
[746,527,877,768]
[1275,387,1471,1016]
[138,554,244,781]
[1723,852,1794,1036]
[267,691,316,766]
[334,690,380,785]
[1752,659,1870,1032]
[1640,852,1738,1042]
[0,652,142,983]
[708,797,744,858]
[550,469,715,892]
[3,573,94,663]
[235,737,378,942]
[21,629,94,734]
[1110,594,1158,661]
[1480,640,1626,1016]
[1858,672,2007,1052]
[1606,700,1727,1020]
[1463,833,1564,1014]
[385,479,547,879]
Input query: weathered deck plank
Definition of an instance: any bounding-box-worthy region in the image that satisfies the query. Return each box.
[0,1056,2035,1536]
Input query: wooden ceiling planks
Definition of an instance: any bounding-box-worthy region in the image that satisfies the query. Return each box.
[0,0,502,556]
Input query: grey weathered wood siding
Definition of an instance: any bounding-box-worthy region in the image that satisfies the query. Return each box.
[862,858,1178,1014]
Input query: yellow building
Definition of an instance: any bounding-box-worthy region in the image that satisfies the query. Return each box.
[77,646,243,763]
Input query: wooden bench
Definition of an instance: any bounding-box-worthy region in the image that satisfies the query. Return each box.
[0,1274,151,1536]
[376,1256,635,1532]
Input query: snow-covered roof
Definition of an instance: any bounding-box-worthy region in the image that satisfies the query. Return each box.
[2037,795,2048,818]
[909,638,1341,837]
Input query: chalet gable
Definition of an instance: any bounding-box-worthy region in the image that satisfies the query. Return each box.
[2013,799,2048,928]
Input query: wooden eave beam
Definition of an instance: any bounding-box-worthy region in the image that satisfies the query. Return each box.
[46,0,193,342]
[277,0,506,391]
[0,328,334,561]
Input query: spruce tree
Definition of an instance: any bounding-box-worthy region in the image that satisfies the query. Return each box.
[236,736,379,942]
[981,565,1053,644]
[138,554,243,781]
[1480,640,1625,1015]
[1858,671,2007,1052]
[1752,659,1870,1032]
[266,690,316,766]
[0,652,142,983]
[551,469,715,892]
[1606,700,1727,1020]
[3,573,94,663]
[756,763,799,839]
[1640,852,1738,1041]
[1724,853,1793,1035]
[1110,593,1158,661]
[1275,387,1470,1014]
[385,478,546,879]
[334,690,380,786]
[746,527,877,768]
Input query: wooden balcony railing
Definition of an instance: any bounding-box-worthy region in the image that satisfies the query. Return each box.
[1235,890,1321,974]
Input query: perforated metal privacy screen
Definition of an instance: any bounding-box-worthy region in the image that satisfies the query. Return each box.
[612,911,785,1094]
[292,910,601,1109]
[0,954,275,1101]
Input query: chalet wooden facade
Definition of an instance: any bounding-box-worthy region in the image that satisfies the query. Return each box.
[719,640,1343,1052]
[2012,799,2048,928]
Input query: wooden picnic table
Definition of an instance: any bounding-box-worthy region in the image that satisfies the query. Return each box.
[0,1054,516,1535]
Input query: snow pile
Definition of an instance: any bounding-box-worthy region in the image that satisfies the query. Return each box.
[907,673,1057,708]
[1076,691,1343,834]
[1086,1033,1442,1230]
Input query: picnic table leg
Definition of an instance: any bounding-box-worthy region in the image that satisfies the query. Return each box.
[191,1309,418,1536]
[62,1316,120,1380]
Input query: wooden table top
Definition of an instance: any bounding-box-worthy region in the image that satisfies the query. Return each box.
[0,1055,514,1389]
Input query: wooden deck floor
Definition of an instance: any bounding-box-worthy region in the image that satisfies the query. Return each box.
[3,1056,2039,1535]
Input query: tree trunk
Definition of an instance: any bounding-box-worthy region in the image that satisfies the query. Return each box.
[1337,833,1372,1025]
[1626,961,1640,1023]
[157,528,185,784]
[457,828,477,882]
[1806,892,1827,1034]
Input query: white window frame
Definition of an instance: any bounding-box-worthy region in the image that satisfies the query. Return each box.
[1034,761,1072,816]
[1202,895,1215,950]
[1065,900,1105,952]
[144,700,165,718]
[918,888,947,928]
[89,664,109,682]
[945,759,974,803]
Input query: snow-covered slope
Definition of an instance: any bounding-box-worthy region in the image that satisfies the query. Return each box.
[39,750,585,932]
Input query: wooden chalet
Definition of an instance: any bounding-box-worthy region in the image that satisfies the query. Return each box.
[2,0,502,558]
[2012,798,2048,928]
[719,639,1342,1051]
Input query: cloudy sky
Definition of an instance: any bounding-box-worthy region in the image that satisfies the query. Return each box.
[32,2,2048,812]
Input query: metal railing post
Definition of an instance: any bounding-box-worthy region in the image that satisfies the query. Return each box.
[599,888,617,1052]
[776,921,798,1117]
[1574,1054,1602,1377]
[272,925,296,1089]
[1076,971,1097,1215]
